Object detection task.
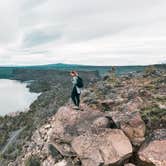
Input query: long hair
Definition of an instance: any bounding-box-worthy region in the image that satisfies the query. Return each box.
[70,70,78,76]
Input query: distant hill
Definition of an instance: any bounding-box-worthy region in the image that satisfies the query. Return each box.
[0,63,165,79]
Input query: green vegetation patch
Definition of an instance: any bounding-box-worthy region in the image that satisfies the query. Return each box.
[25,155,41,166]
[140,105,166,133]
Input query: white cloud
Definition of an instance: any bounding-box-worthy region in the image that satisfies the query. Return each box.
[0,0,166,66]
[0,1,20,44]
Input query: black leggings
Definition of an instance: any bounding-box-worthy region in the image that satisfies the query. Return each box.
[71,86,80,106]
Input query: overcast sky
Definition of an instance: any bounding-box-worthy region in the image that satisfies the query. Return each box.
[0,0,166,66]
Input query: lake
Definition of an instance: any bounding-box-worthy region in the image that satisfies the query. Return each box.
[0,79,40,116]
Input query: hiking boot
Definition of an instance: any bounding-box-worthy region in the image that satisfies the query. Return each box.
[72,106,80,110]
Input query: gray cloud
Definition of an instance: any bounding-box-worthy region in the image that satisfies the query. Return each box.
[0,0,166,66]
[23,29,62,47]
[21,0,46,9]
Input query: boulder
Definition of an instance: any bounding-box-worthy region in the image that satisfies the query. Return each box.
[72,129,132,166]
[100,98,125,107]
[124,96,144,112]
[49,106,133,165]
[49,106,105,156]
[138,129,166,166]
[91,117,110,128]
[107,110,146,145]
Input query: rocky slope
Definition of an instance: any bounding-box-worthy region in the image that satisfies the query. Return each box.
[0,70,99,165]
[5,66,166,165]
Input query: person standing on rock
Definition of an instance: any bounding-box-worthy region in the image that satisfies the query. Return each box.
[70,71,84,110]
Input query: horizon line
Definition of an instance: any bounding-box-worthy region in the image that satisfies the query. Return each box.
[0,62,165,68]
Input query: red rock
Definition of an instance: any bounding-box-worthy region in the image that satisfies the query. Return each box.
[107,110,146,145]
[49,106,133,165]
[125,98,143,112]
[92,117,110,128]
[49,106,105,156]
[100,98,125,107]
[138,129,166,166]
[72,129,132,166]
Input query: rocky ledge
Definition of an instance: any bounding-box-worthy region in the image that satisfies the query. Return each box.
[8,67,166,166]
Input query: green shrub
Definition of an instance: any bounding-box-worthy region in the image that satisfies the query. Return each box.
[48,144,59,158]
[144,65,157,76]
[25,155,41,166]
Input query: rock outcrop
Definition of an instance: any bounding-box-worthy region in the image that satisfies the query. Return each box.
[49,106,105,156]
[138,129,166,166]
[49,106,133,166]
[107,110,146,146]
[72,129,132,166]
[6,67,166,166]
[8,117,63,166]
